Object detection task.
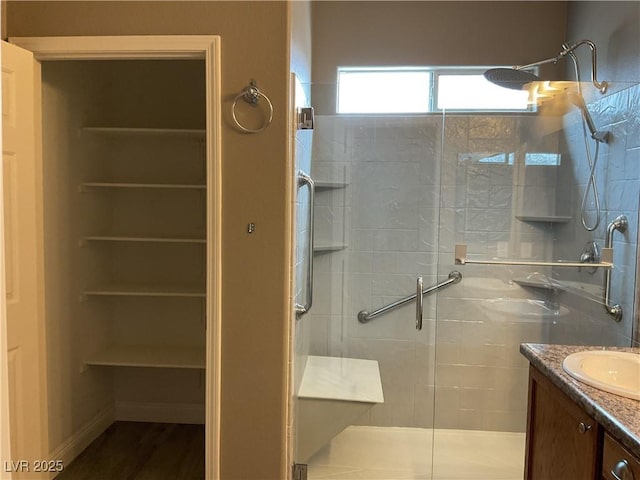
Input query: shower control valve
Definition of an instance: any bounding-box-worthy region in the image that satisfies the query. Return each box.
[579,241,600,274]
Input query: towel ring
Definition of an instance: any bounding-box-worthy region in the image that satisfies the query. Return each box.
[231,82,274,133]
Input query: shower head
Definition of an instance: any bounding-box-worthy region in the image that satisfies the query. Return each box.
[484,40,608,94]
[483,68,541,90]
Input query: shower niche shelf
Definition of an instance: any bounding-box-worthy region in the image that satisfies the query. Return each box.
[315,181,348,190]
[516,215,571,223]
[314,243,348,254]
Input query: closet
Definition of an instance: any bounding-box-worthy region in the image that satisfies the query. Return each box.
[41,59,207,468]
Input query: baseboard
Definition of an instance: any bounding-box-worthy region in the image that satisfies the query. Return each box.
[49,404,115,479]
[115,401,205,425]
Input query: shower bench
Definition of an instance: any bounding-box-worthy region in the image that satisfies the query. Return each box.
[296,355,384,461]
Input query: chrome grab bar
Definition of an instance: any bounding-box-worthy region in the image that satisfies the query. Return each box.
[358,271,462,326]
[603,215,627,322]
[295,171,315,318]
[416,277,424,330]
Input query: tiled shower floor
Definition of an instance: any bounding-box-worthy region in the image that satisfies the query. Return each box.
[307,426,525,480]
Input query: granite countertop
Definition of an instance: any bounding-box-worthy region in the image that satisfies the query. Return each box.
[520,343,640,459]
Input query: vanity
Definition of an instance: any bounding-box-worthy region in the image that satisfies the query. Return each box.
[521,343,640,480]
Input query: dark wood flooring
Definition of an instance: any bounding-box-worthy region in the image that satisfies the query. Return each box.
[56,422,205,480]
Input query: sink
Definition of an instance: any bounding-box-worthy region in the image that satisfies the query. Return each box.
[563,350,640,401]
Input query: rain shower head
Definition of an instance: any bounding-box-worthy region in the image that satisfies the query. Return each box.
[483,39,610,143]
[483,39,608,93]
[483,68,541,90]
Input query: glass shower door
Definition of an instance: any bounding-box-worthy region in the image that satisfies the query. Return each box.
[430,109,573,479]
[293,108,445,479]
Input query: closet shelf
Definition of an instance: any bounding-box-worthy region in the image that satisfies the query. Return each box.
[85,345,205,369]
[81,126,206,137]
[82,235,206,244]
[81,182,206,190]
[83,284,206,298]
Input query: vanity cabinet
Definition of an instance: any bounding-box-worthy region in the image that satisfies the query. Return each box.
[526,366,640,480]
[602,433,640,480]
[525,366,601,480]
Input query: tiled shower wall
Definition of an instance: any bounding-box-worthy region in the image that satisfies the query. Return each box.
[552,83,640,348]
[308,86,638,431]
[310,113,564,431]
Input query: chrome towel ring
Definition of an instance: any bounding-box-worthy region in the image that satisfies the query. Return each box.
[231,81,274,133]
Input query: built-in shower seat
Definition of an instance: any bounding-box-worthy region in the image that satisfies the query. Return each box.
[296,355,384,461]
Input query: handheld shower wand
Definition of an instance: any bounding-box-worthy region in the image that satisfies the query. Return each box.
[566,89,610,143]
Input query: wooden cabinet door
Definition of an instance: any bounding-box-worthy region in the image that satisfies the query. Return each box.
[602,433,640,480]
[525,366,600,480]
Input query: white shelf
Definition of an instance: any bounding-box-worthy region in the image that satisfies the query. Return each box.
[83,284,205,298]
[313,243,348,253]
[81,182,205,190]
[516,215,571,223]
[83,235,205,244]
[86,345,205,369]
[81,126,206,137]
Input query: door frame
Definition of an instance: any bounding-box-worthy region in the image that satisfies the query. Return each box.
[6,35,222,479]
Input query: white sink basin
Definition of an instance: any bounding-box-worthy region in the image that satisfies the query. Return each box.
[563,350,640,401]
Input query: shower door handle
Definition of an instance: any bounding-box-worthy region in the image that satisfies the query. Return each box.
[295,171,315,318]
[416,276,423,330]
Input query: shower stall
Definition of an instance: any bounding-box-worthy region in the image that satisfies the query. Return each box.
[292,71,640,479]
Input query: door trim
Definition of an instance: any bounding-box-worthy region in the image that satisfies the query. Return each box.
[7,35,222,479]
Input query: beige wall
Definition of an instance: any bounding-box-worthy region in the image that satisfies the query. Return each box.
[566,1,640,93]
[5,2,291,479]
[312,1,567,113]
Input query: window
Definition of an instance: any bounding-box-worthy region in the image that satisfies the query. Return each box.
[436,73,529,111]
[337,67,533,114]
[337,68,431,114]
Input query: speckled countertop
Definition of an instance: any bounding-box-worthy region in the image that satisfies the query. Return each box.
[520,343,640,458]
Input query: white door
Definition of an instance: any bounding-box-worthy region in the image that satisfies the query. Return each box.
[1,40,48,478]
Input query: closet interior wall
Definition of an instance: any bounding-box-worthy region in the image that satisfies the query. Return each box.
[41,59,207,451]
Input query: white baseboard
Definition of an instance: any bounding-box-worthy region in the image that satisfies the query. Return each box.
[49,404,115,479]
[115,401,205,425]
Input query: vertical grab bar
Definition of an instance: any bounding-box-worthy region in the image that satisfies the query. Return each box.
[416,277,424,330]
[603,215,627,321]
[295,171,315,318]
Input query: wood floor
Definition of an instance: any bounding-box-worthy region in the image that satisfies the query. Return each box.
[56,422,205,480]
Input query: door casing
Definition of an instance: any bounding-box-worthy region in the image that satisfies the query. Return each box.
[4,35,222,479]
